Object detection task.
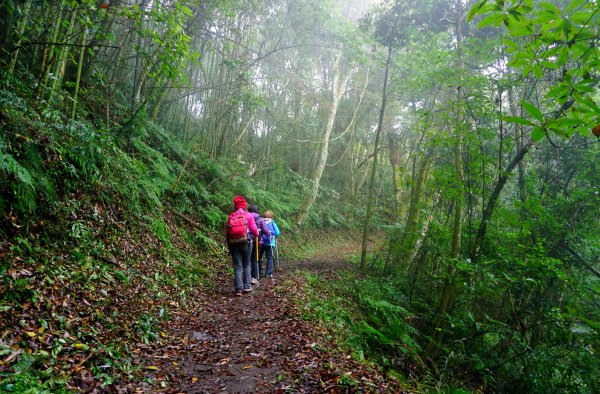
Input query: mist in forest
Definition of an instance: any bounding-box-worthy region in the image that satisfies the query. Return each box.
[0,0,598,392]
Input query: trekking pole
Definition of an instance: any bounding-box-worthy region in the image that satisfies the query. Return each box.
[255,235,259,278]
[270,235,275,273]
[275,238,280,271]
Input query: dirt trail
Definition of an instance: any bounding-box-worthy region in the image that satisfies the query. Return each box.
[118,241,402,393]
[160,273,310,393]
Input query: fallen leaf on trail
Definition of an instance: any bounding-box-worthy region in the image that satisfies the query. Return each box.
[3,350,22,364]
[25,331,37,337]
[101,247,407,393]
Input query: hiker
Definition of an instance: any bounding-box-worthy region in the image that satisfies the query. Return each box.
[259,210,280,278]
[248,204,271,283]
[225,196,259,296]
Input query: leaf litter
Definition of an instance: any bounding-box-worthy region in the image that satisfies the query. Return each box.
[1,206,406,392]
[118,252,407,393]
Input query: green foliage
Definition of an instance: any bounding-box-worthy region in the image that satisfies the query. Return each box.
[1,0,596,392]
[423,233,600,392]
[119,1,198,86]
[194,230,221,253]
[0,349,57,393]
[199,205,226,230]
[135,314,159,344]
[0,149,36,213]
[303,272,421,370]
[146,215,172,248]
[468,0,600,139]
[173,256,207,287]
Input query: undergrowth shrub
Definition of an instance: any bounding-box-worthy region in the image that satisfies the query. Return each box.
[0,147,36,214]
[62,121,104,182]
[143,121,187,162]
[0,64,364,393]
[199,205,225,230]
[146,215,172,248]
[303,272,421,368]
[174,257,207,287]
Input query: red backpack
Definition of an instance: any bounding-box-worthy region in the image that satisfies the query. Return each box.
[227,211,248,246]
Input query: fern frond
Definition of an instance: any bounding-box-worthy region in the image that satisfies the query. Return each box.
[0,152,34,187]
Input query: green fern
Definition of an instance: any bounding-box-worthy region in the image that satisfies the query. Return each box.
[200,205,225,230]
[0,151,37,213]
[194,230,221,252]
[0,152,34,187]
[147,216,172,248]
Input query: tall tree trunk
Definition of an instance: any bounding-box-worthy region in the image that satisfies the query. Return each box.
[471,140,533,261]
[151,81,170,121]
[296,54,351,226]
[81,0,122,81]
[8,0,33,75]
[54,9,78,88]
[508,85,528,240]
[70,27,87,121]
[405,154,431,239]
[360,45,392,270]
[396,150,432,264]
[49,6,78,101]
[450,144,464,258]
[388,133,409,221]
[409,191,439,265]
[425,0,466,357]
[37,0,66,99]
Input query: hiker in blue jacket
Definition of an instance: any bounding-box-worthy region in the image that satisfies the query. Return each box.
[259,210,280,278]
[248,204,271,284]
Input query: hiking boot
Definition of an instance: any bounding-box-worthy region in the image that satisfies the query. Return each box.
[235,291,242,296]
[250,278,259,285]
[266,274,273,278]
[242,288,252,293]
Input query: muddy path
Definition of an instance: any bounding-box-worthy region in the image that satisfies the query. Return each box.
[116,240,402,393]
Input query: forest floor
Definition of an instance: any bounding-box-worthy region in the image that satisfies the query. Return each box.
[113,238,405,393]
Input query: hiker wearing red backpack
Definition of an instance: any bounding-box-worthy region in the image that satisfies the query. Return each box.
[225,196,259,296]
[248,204,271,284]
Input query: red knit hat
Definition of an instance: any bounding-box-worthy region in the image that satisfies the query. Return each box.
[233,195,247,209]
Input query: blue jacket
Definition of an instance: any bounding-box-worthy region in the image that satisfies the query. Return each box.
[260,218,280,246]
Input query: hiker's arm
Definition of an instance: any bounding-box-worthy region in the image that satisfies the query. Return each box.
[273,222,280,237]
[247,214,259,237]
